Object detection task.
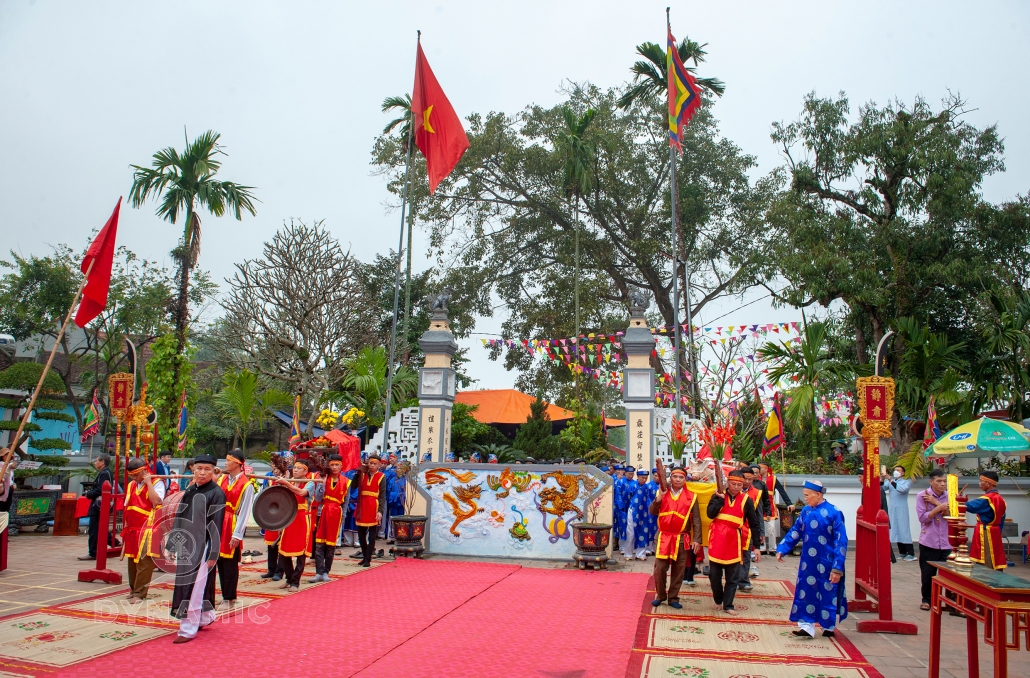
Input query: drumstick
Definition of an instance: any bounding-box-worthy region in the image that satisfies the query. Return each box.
[655,458,670,493]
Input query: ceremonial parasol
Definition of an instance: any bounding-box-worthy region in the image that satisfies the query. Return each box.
[924,417,1030,458]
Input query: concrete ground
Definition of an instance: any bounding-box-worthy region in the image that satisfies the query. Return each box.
[3,529,1029,678]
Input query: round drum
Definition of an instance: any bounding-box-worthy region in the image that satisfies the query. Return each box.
[151,490,183,573]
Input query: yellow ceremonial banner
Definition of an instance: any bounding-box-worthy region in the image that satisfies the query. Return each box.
[687,481,718,547]
[947,474,958,518]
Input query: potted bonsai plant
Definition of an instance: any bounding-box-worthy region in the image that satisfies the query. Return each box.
[571,468,612,570]
[391,457,428,558]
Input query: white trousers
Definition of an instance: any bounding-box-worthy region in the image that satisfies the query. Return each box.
[178,544,216,639]
[622,508,647,558]
[764,517,781,550]
[798,621,834,635]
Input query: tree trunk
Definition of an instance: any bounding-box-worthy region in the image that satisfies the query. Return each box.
[811,399,819,458]
[171,208,196,422]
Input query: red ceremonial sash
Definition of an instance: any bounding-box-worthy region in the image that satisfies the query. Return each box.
[356,472,383,527]
[970,491,1007,570]
[655,488,697,560]
[316,476,347,544]
[122,481,157,560]
[217,474,249,558]
[708,492,746,565]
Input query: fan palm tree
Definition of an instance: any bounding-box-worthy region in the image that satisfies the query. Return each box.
[555,107,597,341]
[616,38,726,110]
[128,130,257,373]
[213,369,291,451]
[330,346,417,428]
[760,321,853,457]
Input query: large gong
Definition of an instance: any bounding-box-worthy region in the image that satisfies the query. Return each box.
[252,485,297,531]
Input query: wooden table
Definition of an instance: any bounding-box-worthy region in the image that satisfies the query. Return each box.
[52,498,80,536]
[929,561,1030,678]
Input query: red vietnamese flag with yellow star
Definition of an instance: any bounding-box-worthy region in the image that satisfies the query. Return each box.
[411,39,469,193]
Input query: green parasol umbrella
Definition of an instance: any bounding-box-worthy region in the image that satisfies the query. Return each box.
[925,416,1030,458]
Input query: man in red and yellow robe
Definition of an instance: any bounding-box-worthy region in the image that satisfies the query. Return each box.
[706,470,762,615]
[123,457,165,600]
[311,453,347,582]
[648,465,702,609]
[215,449,255,607]
[967,471,1008,570]
[352,454,387,567]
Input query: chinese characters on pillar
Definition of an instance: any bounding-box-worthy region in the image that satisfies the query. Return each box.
[857,376,895,488]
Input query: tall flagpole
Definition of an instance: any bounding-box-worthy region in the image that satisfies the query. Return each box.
[667,7,699,422]
[381,31,419,456]
[667,8,685,421]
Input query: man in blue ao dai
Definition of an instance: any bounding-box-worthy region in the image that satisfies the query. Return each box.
[622,469,657,560]
[776,479,848,638]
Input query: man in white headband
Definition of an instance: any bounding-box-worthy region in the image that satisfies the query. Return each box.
[775,479,849,638]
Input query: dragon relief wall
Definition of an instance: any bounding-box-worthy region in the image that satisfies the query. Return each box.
[416,464,613,559]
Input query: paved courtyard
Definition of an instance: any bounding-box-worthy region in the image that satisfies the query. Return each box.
[2,528,1028,677]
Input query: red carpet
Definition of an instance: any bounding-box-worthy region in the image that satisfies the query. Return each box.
[358,566,648,678]
[54,559,520,678]
[52,559,647,678]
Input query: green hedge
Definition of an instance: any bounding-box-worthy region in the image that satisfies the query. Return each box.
[0,420,41,432]
[33,411,75,422]
[29,438,72,451]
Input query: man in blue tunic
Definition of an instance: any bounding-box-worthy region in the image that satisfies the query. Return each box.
[622,469,655,560]
[776,479,848,638]
[613,464,629,548]
[645,468,661,555]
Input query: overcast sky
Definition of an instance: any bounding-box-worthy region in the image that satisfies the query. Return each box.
[2,1,1027,390]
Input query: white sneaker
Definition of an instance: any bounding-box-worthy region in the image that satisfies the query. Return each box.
[750,566,759,577]
[904,555,917,562]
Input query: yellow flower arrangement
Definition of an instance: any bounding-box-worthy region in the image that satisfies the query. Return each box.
[340,407,365,427]
[315,408,340,429]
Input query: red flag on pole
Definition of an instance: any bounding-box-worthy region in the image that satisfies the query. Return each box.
[411,38,469,194]
[74,198,121,328]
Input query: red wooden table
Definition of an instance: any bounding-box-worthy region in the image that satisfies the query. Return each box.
[929,561,1030,678]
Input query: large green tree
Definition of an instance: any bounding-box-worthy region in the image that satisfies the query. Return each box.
[372,85,775,405]
[129,130,257,388]
[763,93,1029,367]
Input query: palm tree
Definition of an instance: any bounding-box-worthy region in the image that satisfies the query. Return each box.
[981,291,1030,421]
[329,346,418,428]
[556,107,597,342]
[759,321,852,457]
[213,369,291,451]
[895,317,967,421]
[128,130,257,378]
[616,37,726,110]
[382,95,413,149]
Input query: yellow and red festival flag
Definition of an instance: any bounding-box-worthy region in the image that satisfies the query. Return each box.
[762,393,784,458]
[411,37,470,193]
[289,395,302,445]
[667,24,703,153]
